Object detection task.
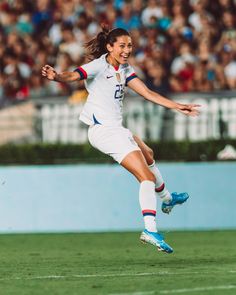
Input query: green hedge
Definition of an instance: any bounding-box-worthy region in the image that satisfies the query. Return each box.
[148,140,236,162]
[0,140,235,165]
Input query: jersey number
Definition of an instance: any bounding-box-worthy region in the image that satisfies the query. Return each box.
[114,84,124,99]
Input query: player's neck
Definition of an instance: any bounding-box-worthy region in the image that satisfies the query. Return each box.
[106,55,120,70]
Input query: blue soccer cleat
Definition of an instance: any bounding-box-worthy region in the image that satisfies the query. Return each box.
[162,192,189,214]
[140,229,173,253]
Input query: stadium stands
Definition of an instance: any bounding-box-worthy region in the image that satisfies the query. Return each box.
[0,0,236,106]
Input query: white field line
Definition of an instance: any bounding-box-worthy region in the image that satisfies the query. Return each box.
[110,292,154,295]
[109,285,236,295]
[159,285,236,294]
[0,270,235,282]
[0,272,163,281]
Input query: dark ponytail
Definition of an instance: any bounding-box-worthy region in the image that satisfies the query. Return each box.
[85,24,130,60]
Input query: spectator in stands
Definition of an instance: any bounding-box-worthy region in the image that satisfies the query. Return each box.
[29,70,49,98]
[0,41,5,72]
[141,0,163,27]
[224,54,236,89]
[114,1,141,31]
[32,0,52,37]
[100,2,117,28]
[131,0,144,18]
[4,63,29,100]
[218,0,236,13]
[195,39,226,90]
[170,42,196,92]
[169,2,187,37]
[59,23,84,62]
[0,73,5,104]
[3,49,31,81]
[157,2,172,32]
[48,10,63,46]
[57,0,79,25]
[188,0,213,33]
[194,12,218,44]
[145,62,170,95]
[217,10,236,53]
[74,12,94,46]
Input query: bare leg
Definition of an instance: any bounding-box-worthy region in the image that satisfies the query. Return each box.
[120,150,155,183]
[133,135,154,166]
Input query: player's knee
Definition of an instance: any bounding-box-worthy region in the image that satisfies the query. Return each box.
[146,147,154,166]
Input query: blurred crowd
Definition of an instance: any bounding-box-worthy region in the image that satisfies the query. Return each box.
[0,0,236,106]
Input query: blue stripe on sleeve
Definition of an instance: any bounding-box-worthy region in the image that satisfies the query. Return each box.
[125,74,138,85]
[73,67,87,80]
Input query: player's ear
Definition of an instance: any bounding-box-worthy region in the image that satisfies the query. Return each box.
[106,43,113,53]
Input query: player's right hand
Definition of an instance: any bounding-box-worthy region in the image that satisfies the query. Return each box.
[42,65,57,81]
[177,103,201,116]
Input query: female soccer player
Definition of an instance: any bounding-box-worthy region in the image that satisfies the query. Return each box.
[42,26,200,253]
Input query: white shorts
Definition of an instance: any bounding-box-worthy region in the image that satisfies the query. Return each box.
[88,125,141,163]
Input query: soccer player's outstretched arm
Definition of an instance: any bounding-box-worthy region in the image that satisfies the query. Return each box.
[42,65,80,82]
[127,77,200,116]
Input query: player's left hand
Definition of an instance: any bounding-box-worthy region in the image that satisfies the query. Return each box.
[177,103,201,116]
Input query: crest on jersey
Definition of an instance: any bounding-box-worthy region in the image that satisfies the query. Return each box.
[116,73,121,83]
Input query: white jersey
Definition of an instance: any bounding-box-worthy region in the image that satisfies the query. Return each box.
[74,54,137,126]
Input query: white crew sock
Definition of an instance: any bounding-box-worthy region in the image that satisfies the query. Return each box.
[148,161,172,203]
[139,180,157,232]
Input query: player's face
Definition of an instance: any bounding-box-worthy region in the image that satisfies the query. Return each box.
[107,35,133,65]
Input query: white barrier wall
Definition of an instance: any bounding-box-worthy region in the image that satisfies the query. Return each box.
[0,162,235,233]
[40,97,236,143]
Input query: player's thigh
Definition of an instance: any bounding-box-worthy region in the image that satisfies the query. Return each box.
[133,135,154,165]
[120,150,156,183]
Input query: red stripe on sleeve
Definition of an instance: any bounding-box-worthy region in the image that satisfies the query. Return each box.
[128,73,137,78]
[78,66,88,79]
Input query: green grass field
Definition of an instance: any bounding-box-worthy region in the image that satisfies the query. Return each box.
[0,231,235,295]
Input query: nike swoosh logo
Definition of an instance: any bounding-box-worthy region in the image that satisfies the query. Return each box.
[106,76,113,79]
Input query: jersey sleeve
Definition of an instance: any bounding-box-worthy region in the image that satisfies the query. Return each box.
[125,64,138,85]
[74,58,101,80]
